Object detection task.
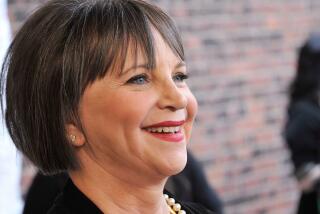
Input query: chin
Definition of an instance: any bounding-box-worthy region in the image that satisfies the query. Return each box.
[160,150,187,176]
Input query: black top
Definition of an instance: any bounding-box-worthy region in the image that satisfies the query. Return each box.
[23,173,68,213]
[47,179,214,214]
[285,100,320,170]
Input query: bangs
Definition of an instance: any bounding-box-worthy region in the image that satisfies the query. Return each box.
[64,0,184,91]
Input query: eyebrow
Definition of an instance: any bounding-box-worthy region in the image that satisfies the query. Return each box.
[123,61,186,75]
[123,64,150,74]
[175,61,186,69]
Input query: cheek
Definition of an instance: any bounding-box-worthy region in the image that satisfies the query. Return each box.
[186,91,198,121]
[112,93,154,128]
[184,90,198,141]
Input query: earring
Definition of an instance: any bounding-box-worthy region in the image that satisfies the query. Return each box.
[70,134,76,143]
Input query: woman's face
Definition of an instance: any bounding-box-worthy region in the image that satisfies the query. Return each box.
[77,30,198,180]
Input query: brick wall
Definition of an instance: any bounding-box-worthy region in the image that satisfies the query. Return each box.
[8,0,320,213]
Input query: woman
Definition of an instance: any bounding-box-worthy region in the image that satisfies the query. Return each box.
[285,33,320,214]
[1,0,214,213]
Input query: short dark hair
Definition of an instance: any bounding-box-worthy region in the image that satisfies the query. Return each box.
[289,33,320,106]
[0,0,184,174]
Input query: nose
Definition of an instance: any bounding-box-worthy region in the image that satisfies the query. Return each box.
[157,81,188,111]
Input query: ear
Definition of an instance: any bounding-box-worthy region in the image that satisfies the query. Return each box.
[65,123,86,147]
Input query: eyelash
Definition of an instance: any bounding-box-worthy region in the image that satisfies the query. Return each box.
[173,73,189,83]
[126,74,149,85]
[126,73,189,85]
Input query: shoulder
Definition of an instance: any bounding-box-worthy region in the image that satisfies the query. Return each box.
[286,101,320,130]
[289,101,320,119]
[181,201,216,214]
[47,179,102,214]
[47,193,69,214]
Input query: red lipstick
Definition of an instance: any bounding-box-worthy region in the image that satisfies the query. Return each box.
[147,131,184,143]
[143,120,185,128]
[143,120,185,143]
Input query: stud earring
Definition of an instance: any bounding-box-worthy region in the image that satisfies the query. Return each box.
[70,134,76,143]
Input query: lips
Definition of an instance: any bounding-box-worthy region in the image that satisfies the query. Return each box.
[143,120,185,129]
[142,120,185,143]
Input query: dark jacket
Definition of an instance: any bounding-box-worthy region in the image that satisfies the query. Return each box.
[285,100,320,214]
[285,100,320,169]
[47,179,214,214]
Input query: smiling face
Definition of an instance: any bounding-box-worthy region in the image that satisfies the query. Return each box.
[74,30,197,181]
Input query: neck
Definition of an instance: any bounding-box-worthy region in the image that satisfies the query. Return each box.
[69,151,170,214]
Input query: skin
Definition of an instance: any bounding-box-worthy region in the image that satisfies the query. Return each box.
[67,29,198,214]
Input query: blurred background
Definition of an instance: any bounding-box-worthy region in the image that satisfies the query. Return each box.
[4,0,320,213]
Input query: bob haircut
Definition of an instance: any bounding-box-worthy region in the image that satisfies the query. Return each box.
[0,0,184,174]
[289,33,320,107]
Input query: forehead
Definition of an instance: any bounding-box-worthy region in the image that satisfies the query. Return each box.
[117,29,183,75]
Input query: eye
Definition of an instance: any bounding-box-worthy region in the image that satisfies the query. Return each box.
[173,73,189,83]
[126,74,149,85]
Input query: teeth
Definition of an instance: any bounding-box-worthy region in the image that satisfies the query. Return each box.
[146,126,180,133]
